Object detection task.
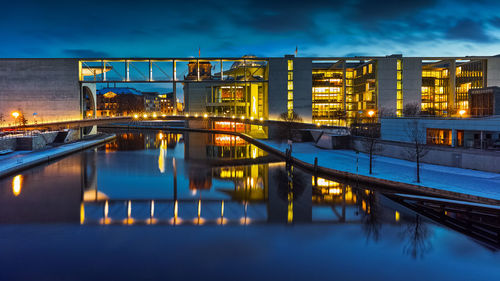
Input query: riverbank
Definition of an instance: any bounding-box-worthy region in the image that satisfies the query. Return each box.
[0,134,116,178]
[249,138,500,205]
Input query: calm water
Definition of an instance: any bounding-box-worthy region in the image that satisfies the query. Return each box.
[0,130,499,281]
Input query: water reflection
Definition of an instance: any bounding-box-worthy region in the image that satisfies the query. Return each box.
[0,129,499,254]
[12,174,22,197]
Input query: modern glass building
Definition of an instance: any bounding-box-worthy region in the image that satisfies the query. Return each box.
[1,55,499,127]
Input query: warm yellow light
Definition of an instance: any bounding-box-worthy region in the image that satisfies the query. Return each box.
[143,114,148,118]
[151,200,155,218]
[459,109,466,117]
[259,117,264,121]
[133,114,139,119]
[162,114,166,117]
[153,113,157,118]
[159,132,164,140]
[240,217,251,225]
[240,116,245,120]
[250,116,254,121]
[367,110,375,117]
[316,122,321,127]
[80,203,85,224]
[195,113,199,117]
[203,113,208,118]
[185,113,189,117]
[395,211,400,222]
[232,115,236,119]
[12,174,22,197]
[11,111,20,119]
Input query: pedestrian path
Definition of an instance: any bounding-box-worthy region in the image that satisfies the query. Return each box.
[0,135,115,178]
[259,140,500,202]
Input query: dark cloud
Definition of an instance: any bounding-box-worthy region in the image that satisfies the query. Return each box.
[1,0,500,57]
[350,0,437,21]
[446,19,493,42]
[63,49,110,58]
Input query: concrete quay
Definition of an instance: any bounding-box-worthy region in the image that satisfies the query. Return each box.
[0,134,115,178]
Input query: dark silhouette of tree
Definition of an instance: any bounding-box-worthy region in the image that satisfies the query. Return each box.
[360,191,382,242]
[402,214,433,259]
[358,124,382,175]
[403,102,421,117]
[406,120,429,183]
[276,111,303,141]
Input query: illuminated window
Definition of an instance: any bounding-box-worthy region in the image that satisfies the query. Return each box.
[368,64,373,73]
[288,60,293,71]
[288,81,293,91]
[363,66,367,75]
[288,72,293,80]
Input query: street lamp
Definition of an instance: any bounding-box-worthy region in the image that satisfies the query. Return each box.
[11,111,20,126]
[459,109,466,118]
[367,110,375,118]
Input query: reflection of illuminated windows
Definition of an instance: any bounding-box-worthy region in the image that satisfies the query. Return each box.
[12,174,23,197]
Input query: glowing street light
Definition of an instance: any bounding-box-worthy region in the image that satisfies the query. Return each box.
[459,109,466,117]
[11,111,20,119]
[133,114,139,119]
[367,110,375,117]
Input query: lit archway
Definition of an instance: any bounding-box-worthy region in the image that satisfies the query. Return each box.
[82,86,96,119]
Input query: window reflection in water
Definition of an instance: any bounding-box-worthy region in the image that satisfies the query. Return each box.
[12,174,23,197]
[0,129,497,254]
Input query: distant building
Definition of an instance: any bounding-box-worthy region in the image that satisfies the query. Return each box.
[96,88,160,117]
[142,92,161,113]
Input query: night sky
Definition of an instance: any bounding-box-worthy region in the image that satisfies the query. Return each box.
[2,0,500,58]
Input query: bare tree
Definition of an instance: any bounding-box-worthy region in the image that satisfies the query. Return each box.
[362,135,382,175]
[402,215,432,259]
[403,102,421,117]
[277,111,303,141]
[406,120,429,183]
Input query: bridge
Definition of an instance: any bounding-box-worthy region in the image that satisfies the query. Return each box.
[0,115,349,132]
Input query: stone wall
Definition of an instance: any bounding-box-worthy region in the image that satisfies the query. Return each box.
[352,136,500,173]
[0,59,81,125]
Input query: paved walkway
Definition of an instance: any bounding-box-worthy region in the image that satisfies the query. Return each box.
[0,135,115,178]
[259,140,500,201]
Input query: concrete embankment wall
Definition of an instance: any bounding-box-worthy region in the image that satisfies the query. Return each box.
[0,134,116,178]
[352,137,500,173]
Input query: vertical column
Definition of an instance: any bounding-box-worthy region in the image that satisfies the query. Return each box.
[173,60,177,115]
[149,60,153,81]
[126,60,130,81]
[451,128,457,147]
[102,60,106,81]
[197,59,200,82]
[448,59,456,115]
[220,59,224,80]
[342,60,347,113]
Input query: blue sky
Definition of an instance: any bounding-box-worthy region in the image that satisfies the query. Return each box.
[2,0,500,58]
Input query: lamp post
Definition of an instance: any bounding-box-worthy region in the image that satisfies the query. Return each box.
[459,109,466,118]
[11,111,20,126]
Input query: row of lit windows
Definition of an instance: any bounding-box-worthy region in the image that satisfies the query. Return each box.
[396,59,403,117]
[287,60,293,116]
